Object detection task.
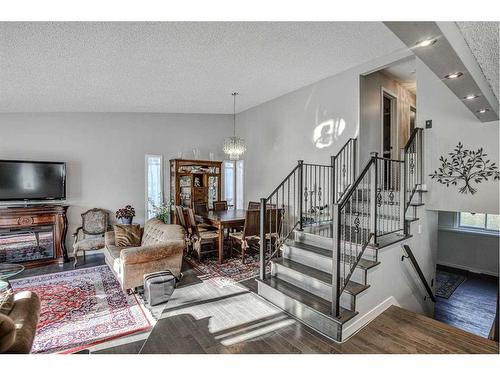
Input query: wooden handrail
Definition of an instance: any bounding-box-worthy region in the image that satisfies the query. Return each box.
[402,245,436,302]
[403,127,422,152]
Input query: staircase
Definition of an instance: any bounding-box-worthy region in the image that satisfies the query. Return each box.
[256,129,426,342]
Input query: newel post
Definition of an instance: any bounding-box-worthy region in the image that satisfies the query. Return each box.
[259,198,267,280]
[369,153,378,246]
[400,148,406,235]
[331,155,336,206]
[332,203,340,318]
[297,160,304,231]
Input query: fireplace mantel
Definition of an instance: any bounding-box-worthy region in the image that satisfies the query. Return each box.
[0,205,69,267]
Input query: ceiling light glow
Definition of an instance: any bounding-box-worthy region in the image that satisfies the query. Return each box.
[415,38,437,48]
[477,108,489,114]
[444,72,463,79]
[463,94,479,100]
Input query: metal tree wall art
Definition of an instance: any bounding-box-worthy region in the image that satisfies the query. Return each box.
[429,142,499,194]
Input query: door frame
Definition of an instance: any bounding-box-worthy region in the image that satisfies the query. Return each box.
[380,87,398,160]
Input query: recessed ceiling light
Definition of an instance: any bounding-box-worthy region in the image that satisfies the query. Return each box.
[463,94,479,100]
[415,38,437,48]
[444,72,463,79]
[477,108,490,114]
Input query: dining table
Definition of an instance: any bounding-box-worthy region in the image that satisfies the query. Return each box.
[196,209,247,264]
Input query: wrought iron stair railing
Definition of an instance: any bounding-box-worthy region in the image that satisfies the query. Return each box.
[331,154,405,317]
[332,138,357,203]
[259,161,333,279]
[258,137,357,280]
[402,128,424,215]
[258,129,425,321]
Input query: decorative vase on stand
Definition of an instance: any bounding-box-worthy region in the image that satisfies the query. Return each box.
[119,217,133,225]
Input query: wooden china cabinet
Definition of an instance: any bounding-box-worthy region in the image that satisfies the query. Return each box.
[169,159,222,219]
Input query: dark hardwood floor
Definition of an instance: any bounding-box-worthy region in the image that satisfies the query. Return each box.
[138,303,498,354]
[137,276,498,354]
[10,254,499,354]
[10,253,105,280]
[434,266,498,338]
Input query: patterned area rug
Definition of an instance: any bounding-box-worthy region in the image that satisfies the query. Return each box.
[435,269,466,299]
[185,253,266,288]
[10,265,151,354]
[0,232,54,263]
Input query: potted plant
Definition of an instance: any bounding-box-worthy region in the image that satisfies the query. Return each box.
[149,200,171,224]
[116,205,135,225]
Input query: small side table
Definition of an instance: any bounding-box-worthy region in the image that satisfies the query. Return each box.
[0,263,25,292]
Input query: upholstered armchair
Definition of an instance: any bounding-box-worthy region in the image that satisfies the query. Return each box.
[73,208,110,267]
[104,219,186,292]
[0,289,40,354]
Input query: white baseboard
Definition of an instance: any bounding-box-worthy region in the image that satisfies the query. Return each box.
[437,261,499,277]
[341,296,400,342]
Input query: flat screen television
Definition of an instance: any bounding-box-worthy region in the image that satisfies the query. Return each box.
[0,160,66,201]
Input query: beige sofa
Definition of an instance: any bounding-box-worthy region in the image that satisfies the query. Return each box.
[0,290,40,354]
[104,218,186,291]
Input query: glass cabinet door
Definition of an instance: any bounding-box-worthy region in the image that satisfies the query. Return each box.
[179,175,192,207]
[208,175,218,209]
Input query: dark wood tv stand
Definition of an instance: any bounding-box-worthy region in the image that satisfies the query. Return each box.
[0,205,69,267]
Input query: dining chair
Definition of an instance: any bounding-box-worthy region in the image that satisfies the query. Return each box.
[175,205,191,251]
[214,200,234,236]
[248,201,261,209]
[213,201,228,211]
[263,208,283,257]
[229,209,261,263]
[194,202,209,215]
[251,201,276,209]
[192,201,217,231]
[264,208,282,239]
[175,205,188,232]
[187,208,219,259]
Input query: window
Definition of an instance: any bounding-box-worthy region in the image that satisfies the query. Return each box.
[224,160,244,209]
[145,155,163,220]
[236,160,244,209]
[459,212,500,232]
[224,161,235,208]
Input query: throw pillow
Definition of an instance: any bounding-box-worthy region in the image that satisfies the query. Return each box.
[114,224,142,247]
[0,313,16,353]
[0,289,14,315]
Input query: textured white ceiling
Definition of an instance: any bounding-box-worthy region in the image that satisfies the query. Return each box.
[0,22,405,113]
[456,21,499,101]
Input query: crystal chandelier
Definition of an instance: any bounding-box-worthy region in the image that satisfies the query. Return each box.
[223,92,246,160]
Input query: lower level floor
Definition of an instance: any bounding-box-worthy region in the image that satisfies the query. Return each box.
[434,265,498,339]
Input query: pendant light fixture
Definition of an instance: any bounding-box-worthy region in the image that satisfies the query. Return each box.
[223,92,246,160]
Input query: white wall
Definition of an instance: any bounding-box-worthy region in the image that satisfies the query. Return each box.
[236,53,500,216]
[369,210,438,317]
[343,208,439,337]
[0,112,232,252]
[236,50,415,203]
[418,59,500,215]
[437,211,499,276]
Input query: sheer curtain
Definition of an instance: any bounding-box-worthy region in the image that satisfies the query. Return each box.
[146,155,163,220]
